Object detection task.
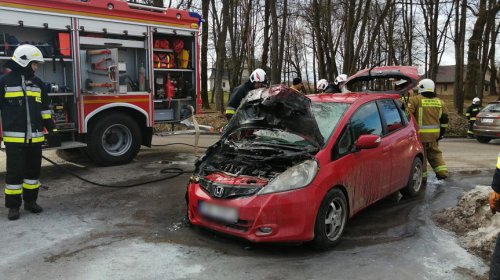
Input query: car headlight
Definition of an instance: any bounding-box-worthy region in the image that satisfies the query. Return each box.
[258,159,318,195]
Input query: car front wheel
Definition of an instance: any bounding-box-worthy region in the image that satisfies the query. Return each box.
[311,188,348,249]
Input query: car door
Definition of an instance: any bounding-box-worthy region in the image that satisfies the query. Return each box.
[377,99,413,193]
[332,101,390,212]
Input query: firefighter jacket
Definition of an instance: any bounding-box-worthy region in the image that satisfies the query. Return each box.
[492,154,500,193]
[465,104,481,121]
[225,80,254,116]
[407,94,448,142]
[0,70,54,144]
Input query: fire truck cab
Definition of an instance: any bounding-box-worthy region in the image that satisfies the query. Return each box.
[0,0,201,165]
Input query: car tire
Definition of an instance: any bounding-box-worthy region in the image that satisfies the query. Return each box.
[400,157,424,197]
[310,188,348,249]
[86,112,141,166]
[476,136,492,144]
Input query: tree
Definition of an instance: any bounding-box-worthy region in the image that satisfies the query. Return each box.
[453,0,467,114]
[200,0,209,109]
[213,1,230,113]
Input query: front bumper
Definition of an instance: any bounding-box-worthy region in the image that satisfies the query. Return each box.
[186,182,319,243]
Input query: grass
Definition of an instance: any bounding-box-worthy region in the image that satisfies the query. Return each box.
[201,91,229,113]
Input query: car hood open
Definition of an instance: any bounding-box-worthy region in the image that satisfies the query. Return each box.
[221,85,325,148]
[344,66,419,95]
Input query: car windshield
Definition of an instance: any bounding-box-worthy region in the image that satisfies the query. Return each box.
[231,102,349,148]
[482,103,500,113]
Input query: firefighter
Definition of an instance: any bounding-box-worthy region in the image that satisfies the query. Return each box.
[488,154,500,280]
[407,78,449,182]
[316,79,329,93]
[325,74,348,93]
[0,44,56,220]
[465,97,481,138]
[225,68,267,121]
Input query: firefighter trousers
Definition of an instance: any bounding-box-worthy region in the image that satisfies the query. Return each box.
[422,141,448,180]
[467,120,475,136]
[491,233,500,280]
[4,143,42,209]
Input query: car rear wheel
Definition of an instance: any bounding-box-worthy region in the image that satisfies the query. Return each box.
[400,157,423,197]
[476,136,492,144]
[311,188,348,249]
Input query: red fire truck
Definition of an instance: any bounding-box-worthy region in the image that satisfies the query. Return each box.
[0,0,202,165]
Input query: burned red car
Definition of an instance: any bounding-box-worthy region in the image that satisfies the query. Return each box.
[186,66,424,248]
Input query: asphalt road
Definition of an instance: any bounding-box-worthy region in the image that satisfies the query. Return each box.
[0,135,499,280]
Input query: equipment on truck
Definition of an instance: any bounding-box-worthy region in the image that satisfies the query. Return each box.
[0,0,202,165]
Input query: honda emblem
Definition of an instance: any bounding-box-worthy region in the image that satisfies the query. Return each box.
[213,186,224,198]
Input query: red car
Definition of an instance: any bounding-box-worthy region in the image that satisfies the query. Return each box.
[186,66,424,248]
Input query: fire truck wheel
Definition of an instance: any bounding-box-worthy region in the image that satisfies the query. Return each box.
[87,112,141,166]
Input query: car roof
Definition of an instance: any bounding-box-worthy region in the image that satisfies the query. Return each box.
[307,92,400,104]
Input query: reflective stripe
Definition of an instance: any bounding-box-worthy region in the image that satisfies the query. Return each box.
[418,108,423,126]
[3,131,44,138]
[31,136,44,143]
[5,91,23,98]
[497,154,500,169]
[23,182,40,190]
[26,86,41,93]
[3,137,25,143]
[470,118,476,121]
[465,113,470,116]
[41,110,52,115]
[6,184,22,190]
[440,124,448,128]
[42,113,52,119]
[5,189,22,195]
[225,109,236,115]
[419,128,440,133]
[27,91,41,98]
[3,131,26,137]
[24,179,39,185]
[6,86,22,92]
[434,165,448,172]
[472,108,479,111]
[421,99,442,107]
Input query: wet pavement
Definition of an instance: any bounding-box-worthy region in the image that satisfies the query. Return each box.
[0,136,498,279]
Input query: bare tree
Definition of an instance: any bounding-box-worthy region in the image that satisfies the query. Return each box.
[213,1,229,113]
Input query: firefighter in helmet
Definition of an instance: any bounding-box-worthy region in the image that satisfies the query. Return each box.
[488,154,500,279]
[407,78,449,182]
[225,68,267,121]
[325,74,348,93]
[465,97,481,138]
[316,79,329,93]
[0,44,56,220]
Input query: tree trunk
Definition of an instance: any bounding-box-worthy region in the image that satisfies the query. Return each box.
[214,1,230,114]
[453,0,467,114]
[261,0,270,69]
[490,23,500,97]
[270,0,280,84]
[200,0,209,109]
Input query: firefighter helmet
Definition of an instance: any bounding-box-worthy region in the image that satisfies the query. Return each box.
[334,74,348,85]
[11,44,44,68]
[249,68,266,83]
[317,79,328,91]
[472,97,480,105]
[417,78,435,94]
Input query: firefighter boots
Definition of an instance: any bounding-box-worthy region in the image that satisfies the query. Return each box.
[24,201,43,213]
[8,208,20,220]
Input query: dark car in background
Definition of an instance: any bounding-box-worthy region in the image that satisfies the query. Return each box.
[473,101,500,143]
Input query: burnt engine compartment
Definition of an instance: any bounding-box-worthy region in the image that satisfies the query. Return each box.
[195,139,316,181]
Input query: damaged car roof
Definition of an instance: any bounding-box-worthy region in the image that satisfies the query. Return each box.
[344,66,420,95]
[222,85,325,148]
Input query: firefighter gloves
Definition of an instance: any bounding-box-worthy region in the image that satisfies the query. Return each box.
[489,191,500,214]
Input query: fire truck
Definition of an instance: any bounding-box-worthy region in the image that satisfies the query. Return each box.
[0,0,202,165]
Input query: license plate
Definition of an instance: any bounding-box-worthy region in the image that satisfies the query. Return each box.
[198,201,238,223]
[482,118,494,123]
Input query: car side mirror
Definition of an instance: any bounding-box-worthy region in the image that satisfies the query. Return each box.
[355,134,381,150]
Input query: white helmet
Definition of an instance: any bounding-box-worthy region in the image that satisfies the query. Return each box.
[472,97,480,105]
[335,74,348,85]
[11,44,44,68]
[317,79,328,91]
[417,78,435,94]
[249,68,266,83]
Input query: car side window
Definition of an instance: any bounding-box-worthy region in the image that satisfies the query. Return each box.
[378,99,404,134]
[350,102,383,141]
[333,125,353,160]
